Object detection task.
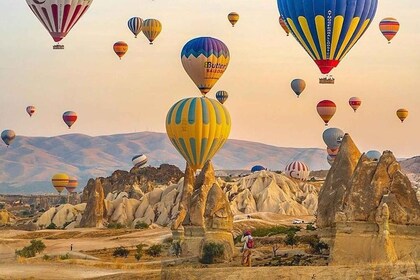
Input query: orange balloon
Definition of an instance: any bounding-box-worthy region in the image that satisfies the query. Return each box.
[113,41,128,60]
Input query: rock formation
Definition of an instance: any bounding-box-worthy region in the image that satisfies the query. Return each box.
[0,209,16,226]
[79,179,105,228]
[317,134,420,265]
[36,204,86,229]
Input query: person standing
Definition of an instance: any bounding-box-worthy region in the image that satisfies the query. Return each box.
[241,230,254,267]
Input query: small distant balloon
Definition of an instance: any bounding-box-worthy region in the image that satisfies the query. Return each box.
[284,161,310,181]
[349,97,362,112]
[396,108,408,123]
[322,128,344,149]
[317,100,336,126]
[113,41,128,59]
[128,17,143,38]
[26,106,36,117]
[132,154,148,168]
[66,176,78,193]
[379,17,400,44]
[142,19,162,44]
[365,150,381,161]
[1,130,16,146]
[51,173,69,194]
[251,165,266,173]
[63,111,77,129]
[291,79,306,98]
[216,90,229,104]
[228,12,239,27]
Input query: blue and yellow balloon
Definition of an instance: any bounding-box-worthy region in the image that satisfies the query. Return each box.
[166,97,231,170]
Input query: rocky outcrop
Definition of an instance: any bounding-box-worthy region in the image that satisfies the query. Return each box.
[36,204,86,229]
[79,179,105,228]
[82,164,183,202]
[0,210,16,226]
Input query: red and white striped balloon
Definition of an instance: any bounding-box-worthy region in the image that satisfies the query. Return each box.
[284,161,310,181]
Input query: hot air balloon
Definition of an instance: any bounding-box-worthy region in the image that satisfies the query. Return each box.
[142,19,162,44]
[128,17,143,38]
[291,79,306,98]
[277,0,378,75]
[317,100,336,126]
[365,150,381,161]
[216,90,229,104]
[379,18,399,44]
[396,109,408,123]
[25,0,94,49]
[52,173,69,194]
[251,165,266,173]
[132,154,148,168]
[66,176,78,193]
[322,127,344,149]
[228,12,239,27]
[279,16,290,36]
[349,97,362,112]
[327,148,339,158]
[166,97,231,171]
[284,161,310,181]
[26,106,36,117]
[113,41,128,60]
[181,37,230,96]
[1,130,16,147]
[63,111,77,129]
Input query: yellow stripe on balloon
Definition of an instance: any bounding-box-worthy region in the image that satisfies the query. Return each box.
[286,18,316,60]
[315,16,326,59]
[340,19,371,60]
[298,16,321,60]
[330,16,344,59]
[335,17,360,60]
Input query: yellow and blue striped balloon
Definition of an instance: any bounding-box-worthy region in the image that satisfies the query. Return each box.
[277,0,378,74]
[166,97,231,170]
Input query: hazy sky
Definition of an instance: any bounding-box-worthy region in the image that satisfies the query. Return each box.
[0,0,419,158]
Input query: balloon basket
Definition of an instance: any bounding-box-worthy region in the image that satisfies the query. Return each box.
[53,44,64,50]
[319,75,335,84]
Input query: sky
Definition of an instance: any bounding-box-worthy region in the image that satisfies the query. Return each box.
[0,0,419,158]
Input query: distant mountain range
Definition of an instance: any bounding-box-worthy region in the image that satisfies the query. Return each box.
[0,132,418,194]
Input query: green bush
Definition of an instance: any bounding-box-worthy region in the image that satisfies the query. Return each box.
[284,232,299,248]
[301,236,329,254]
[135,221,149,229]
[251,225,300,237]
[306,223,316,231]
[60,253,70,260]
[42,254,51,261]
[145,244,162,257]
[113,246,129,258]
[171,241,182,257]
[134,244,146,261]
[46,223,57,230]
[107,223,125,229]
[15,239,46,258]
[200,242,224,264]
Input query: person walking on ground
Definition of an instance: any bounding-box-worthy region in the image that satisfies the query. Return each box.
[70,244,73,251]
[241,230,254,267]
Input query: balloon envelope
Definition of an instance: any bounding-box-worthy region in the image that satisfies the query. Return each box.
[279,16,290,36]
[291,79,306,97]
[142,19,162,44]
[63,111,77,128]
[113,41,128,59]
[132,154,148,168]
[349,97,362,112]
[396,109,408,123]
[251,165,266,173]
[322,127,344,149]
[277,0,378,74]
[52,173,69,194]
[228,12,239,27]
[1,130,16,146]
[366,150,381,161]
[25,0,93,44]
[166,97,231,170]
[317,100,336,125]
[26,106,36,117]
[284,161,310,181]
[379,17,399,43]
[181,37,230,96]
[128,17,143,38]
[216,90,229,104]
[66,176,78,193]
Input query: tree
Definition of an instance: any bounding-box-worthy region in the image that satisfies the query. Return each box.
[284,232,299,249]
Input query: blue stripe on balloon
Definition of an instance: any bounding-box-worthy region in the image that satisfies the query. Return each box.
[188,98,197,125]
[209,99,221,124]
[201,98,209,124]
[200,138,208,165]
[335,1,358,56]
[181,37,230,58]
[175,99,189,124]
[189,138,197,166]
[167,99,183,125]
[178,138,193,165]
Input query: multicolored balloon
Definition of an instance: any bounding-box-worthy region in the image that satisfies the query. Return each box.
[166,97,231,170]
[365,150,381,161]
[128,17,143,38]
[66,176,78,193]
[327,148,339,158]
[291,79,306,98]
[396,108,408,123]
[1,130,16,147]
[279,16,289,36]
[379,18,400,44]
[277,0,378,74]
[216,90,229,104]
[26,106,36,117]
[322,127,344,149]
[284,161,310,181]
[251,165,266,173]
[317,100,336,126]
[25,0,94,48]
[113,41,128,60]
[181,37,230,96]
[349,97,362,112]
[228,12,239,27]
[132,154,148,168]
[52,173,69,194]
[142,19,162,44]
[63,111,77,129]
